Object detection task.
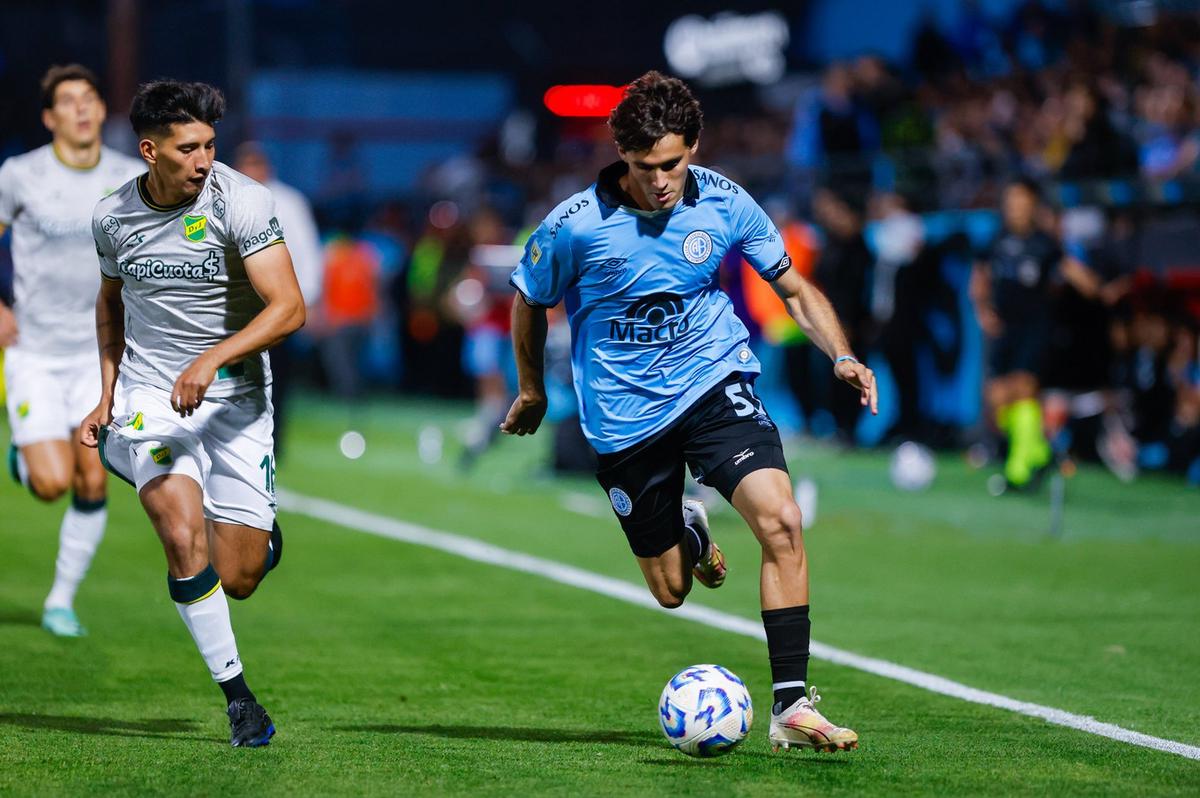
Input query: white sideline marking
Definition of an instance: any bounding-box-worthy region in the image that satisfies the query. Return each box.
[278,489,1200,761]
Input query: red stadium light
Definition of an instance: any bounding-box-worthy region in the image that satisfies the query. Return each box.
[543,84,627,118]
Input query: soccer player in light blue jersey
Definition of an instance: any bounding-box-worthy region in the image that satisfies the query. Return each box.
[504,72,877,753]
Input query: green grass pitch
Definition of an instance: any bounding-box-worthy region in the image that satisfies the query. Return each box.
[2,396,1199,795]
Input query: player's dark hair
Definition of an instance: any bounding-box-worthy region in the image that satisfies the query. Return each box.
[129,80,226,138]
[1007,176,1043,201]
[41,64,102,109]
[608,71,703,153]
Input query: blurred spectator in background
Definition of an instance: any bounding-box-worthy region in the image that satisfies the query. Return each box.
[235,143,324,455]
[319,233,380,399]
[451,206,516,468]
[788,62,880,196]
[403,202,473,397]
[869,192,928,440]
[1058,82,1138,180]
[741,199,821,427]
[810,186,872,438]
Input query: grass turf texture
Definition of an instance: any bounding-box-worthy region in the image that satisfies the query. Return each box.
[2,396,1198,795]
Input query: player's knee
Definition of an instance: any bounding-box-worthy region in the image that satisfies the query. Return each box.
[72,469,107,502]
[647,570,690,609]
[757,500,805,561]
[652,585,686,609]
[222,576,258,601]
[28,468,71,502]
[157,526,205,569]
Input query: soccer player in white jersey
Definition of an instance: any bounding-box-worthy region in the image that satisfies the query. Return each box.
[0,64,144,637]
[80,80,305,747]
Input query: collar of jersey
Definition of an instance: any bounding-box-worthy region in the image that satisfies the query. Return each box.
[136,174,197,213]
[594,161,699,214]
[51,143,100,171]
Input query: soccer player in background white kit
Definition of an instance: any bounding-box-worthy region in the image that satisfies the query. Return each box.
[80,80,305,747]
[0,64,143,637]
[233,141,323,458]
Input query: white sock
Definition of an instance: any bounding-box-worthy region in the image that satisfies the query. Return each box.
[173,570,243,682]
[44,500,107,610]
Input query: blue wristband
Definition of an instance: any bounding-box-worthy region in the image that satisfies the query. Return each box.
[835,355,859,366]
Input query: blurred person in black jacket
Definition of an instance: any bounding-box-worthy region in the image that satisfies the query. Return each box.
[810,187,872,439]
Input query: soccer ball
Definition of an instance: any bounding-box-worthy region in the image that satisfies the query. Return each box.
[658,664,753,757]
[889,441,936,491]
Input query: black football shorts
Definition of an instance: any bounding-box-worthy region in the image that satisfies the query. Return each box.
[594,372,788,558]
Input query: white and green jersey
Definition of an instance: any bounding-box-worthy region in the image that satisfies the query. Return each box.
[92,161,286,398]
[0,144,143,358]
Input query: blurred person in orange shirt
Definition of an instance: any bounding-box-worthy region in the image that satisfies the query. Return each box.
[740,201,821,427]
[319,234,379,399]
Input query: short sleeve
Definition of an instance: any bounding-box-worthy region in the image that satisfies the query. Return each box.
[229,183,285,258]
[0,159,21,226]
[92,211,120,280]
[509,220,578,307]
[729,190,789,281]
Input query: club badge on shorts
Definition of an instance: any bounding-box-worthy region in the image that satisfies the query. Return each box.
[609,487,633,517]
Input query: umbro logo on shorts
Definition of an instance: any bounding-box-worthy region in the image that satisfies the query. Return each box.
[733,448,755,466]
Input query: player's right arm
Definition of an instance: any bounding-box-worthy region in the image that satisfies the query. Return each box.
[501,212,579,436]
[81,208,127,447]
[80,277,125,448]
[502,296,549,435]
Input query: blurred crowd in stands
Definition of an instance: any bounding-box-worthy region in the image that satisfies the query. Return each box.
[272,4,1199,485]
[4,2,1195,485]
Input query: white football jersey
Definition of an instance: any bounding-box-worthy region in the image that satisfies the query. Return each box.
[92,161,287,398]
[0,144,143,357]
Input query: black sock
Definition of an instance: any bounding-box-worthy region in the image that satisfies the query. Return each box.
[218,672,256,706]
[266,520,283,573]
[762,604,810,712]
[682,522,709,565]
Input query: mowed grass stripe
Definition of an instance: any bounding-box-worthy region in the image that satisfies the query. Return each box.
[278,488,1200,762]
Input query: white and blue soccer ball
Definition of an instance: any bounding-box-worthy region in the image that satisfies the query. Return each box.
[889,441,936,492]
[658,664,753,757]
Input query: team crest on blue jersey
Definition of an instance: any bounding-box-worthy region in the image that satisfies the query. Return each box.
[683,230,713,264]
[609,487,633,517]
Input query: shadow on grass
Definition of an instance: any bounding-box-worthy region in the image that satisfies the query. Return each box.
[641,751,855,767]
[0,607,40,627]
[0,713,220,742]
[336,723,659,747]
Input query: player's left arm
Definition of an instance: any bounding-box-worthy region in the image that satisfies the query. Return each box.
[771,266,878,415]
[0,159,18,346]
[0,223,14,348]
[170,243,305,416]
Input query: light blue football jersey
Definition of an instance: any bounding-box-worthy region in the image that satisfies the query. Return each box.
[510,162,789,454]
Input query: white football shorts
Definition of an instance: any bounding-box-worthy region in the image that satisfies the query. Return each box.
[4,346,101,447]
[99,375,276,530]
